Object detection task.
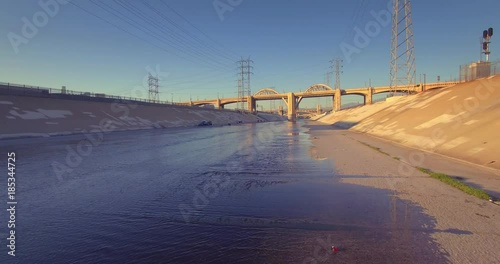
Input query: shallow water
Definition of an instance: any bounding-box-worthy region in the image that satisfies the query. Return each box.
[0,122,446,263]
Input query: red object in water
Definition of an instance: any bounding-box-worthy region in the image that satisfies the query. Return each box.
[331,246,339,253]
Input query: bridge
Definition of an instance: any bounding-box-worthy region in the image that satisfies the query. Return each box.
[179,81,461,121]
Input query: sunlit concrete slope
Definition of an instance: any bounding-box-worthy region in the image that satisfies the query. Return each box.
[316,75,500,170]
[0,94,284,139]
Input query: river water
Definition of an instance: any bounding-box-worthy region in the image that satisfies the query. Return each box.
[0,121,446,263]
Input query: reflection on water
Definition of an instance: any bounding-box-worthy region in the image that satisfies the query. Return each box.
[0,122,447,263]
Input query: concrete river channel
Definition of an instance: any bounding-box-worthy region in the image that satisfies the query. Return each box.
[0,121,445,263]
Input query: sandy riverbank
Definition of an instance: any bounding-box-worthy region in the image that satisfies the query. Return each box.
[307,126,500,263]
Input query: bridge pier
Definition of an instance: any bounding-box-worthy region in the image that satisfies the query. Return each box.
[415,84,424,93]
[216,99,225,110]
[365,88,373,105]
[247,96,256,113]
[287,92,296,121]
[334,89,341,111]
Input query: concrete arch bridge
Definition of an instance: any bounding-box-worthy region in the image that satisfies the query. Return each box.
[180,81,460,121]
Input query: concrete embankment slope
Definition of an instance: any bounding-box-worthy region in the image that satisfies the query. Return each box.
[0,94,285,140]
[316,75,500,170]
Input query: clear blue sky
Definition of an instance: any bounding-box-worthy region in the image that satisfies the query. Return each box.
[1,0,499,108]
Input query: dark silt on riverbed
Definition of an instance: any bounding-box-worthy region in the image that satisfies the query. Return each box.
[0,121,447,263]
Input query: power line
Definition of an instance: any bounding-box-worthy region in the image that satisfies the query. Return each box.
[170,79,234,93]
[165,71,234,87]
[157,1,240,59]
[97,0,232,69]
[339,0,368,52]
[67,2,201,99]
[138,0,236,63]
[325,71,332,87]
[68,1,188,61]
[72,0,239,81]
[73,0,231,71]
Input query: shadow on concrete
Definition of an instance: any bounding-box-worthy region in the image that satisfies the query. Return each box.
[450,174,500,199]
[305,122,359,131]
[331,121,359,129]
[435,228,473,235]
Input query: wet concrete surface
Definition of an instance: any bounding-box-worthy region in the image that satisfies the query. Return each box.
[0,122,448,263]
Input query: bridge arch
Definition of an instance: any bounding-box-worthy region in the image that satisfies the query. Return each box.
[345,92,368,97]
[254,88,280,96]
[304,84,334,93]
[295,84,335,110]
[342,93,369,107]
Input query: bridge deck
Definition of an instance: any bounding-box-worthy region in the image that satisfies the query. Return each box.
[181,81,461,106]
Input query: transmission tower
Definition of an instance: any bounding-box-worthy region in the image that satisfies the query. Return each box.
[390,0,416,95]
[237,57,253,110]
[330,58,343,89]
[148,73,159,103]
[325,71,333,87]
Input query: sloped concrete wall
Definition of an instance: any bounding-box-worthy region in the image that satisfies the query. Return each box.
[0,94,285,140]
[316,75,500,169]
